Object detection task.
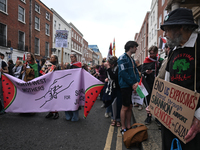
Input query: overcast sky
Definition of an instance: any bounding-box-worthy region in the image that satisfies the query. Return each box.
[41,0,152,58]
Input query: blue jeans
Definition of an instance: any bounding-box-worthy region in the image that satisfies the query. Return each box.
[65,110,79,121]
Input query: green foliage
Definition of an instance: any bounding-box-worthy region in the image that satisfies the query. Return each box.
[172,59,190,74]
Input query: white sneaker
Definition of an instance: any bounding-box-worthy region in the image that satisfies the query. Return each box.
[101,104,105,108]
[138,105,143,110]
[105,113,109,118]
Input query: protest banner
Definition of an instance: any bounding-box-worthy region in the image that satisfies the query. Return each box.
[55,30,69,48]
[1,69,104,118]
[149,77,200,143]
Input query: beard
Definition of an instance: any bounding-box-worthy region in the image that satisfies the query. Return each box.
[167,31,183,48]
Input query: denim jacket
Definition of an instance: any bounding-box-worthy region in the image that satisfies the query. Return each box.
[118,53,140,89]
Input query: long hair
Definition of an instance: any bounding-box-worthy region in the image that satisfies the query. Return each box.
[51,54,59,66]
[27,52,36,64]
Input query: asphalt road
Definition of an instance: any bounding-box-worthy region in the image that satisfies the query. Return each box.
[0,98,140,150]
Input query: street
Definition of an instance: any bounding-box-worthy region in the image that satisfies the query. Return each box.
[0,98,140,150]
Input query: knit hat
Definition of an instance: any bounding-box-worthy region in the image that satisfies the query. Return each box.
[161,8,199,31]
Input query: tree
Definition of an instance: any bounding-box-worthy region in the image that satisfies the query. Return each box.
[173,59,190,74]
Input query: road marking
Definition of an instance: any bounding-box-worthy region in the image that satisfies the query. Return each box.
[116,127,122,150]
[104,125,114,150]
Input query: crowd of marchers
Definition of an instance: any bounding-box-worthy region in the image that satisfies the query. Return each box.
[0,8,200,150]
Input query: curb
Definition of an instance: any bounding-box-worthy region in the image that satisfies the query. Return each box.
[132,105,162,150]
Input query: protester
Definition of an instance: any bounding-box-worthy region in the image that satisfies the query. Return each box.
[65,52,81,121]
[157,43,171,79]
[22,53,39,82]
[38,58,46,76]
[94,65,100,79]
[0,53,7,64]
[64,62,70,69]
[104,56,122,127]
[141,46,163,125]
[12,60,23,78]
[0,53,8,115]
[99,59,107,108]
[118,41,140,135]
[7,60,14,76]
[82,63,88,71]
[45,54,60,119]
[159,8,200,150]
[134,59,143,110]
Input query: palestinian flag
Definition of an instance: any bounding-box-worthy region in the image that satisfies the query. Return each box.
[136,76,149,98]
[72,62,82,68]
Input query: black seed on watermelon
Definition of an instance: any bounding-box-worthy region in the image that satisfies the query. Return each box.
[8,92,11,94]
[8,87,11,89]
[87,96,90,99]
[6,83,9,85]
[96,90,98,93]
[3,80,5,82]
[93,101,95,103]
[91,93,93,95]
[87,111,89,113]
[85,106,87,108]
[6,97,9,99]
[85,101,88,103]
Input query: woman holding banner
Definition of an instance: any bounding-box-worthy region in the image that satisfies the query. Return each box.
[65,52,82,121]
[45,54,60,119]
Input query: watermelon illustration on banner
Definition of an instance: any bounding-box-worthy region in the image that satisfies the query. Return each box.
[82,69,104,118]
[136,76,148,98]
[1,74,17,109]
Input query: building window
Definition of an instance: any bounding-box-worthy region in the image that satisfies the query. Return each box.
[35,37,39,54]
[45,42,49,57]
[54,20,56,29]
[21,0,26,3]
[46,12,50,20]
[35,3,40,13]
[35,16,40,30]
[58,24,60,29]
[154,24,157,35]
[18,31,25,51]
[0,0,6,12]
[0,23,6,47]
[45,23,49,35]
[18,6,25,22]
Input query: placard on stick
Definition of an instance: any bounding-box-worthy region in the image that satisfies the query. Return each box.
[149,77,200,144]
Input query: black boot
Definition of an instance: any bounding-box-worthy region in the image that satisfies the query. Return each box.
[45,112,53,118]
[53,112,59,119]
[144,114,151,125]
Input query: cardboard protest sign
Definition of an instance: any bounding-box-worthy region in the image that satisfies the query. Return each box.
[149,77,200,144]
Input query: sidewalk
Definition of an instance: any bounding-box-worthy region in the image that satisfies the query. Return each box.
[132,105,162,150]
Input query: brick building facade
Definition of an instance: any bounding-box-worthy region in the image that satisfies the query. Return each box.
[0,0,53,62]
[134,12,149,63]
[70,22,83,62]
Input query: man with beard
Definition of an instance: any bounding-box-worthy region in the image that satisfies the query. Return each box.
[159,8,200,150]
[141,46,163,125]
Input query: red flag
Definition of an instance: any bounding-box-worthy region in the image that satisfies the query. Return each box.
[107,43,112,60]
